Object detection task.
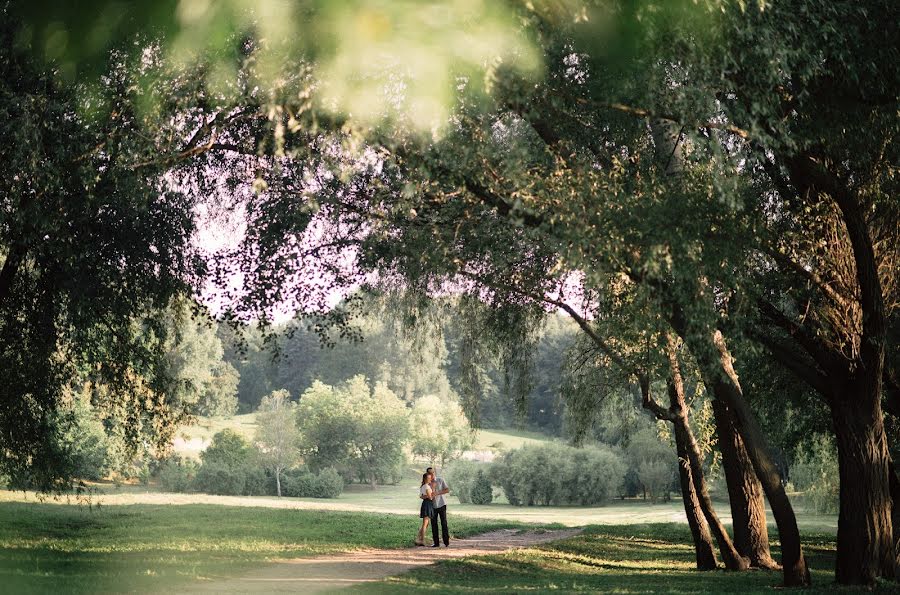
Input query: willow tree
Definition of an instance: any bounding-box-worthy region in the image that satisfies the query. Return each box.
[0,14,239,488]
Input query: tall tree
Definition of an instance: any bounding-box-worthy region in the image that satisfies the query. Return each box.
[255,389,300,497]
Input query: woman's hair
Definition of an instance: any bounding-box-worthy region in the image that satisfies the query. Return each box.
[421,472,432,486]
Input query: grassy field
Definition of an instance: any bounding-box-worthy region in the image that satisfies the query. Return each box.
[172,413,259,459]
[0,500,524,593]
[472,427,555,452]
[349,524,894,594]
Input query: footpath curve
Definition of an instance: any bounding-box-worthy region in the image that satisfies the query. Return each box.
[190,528,581,593]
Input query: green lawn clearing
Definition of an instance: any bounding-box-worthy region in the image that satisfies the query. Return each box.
[0,500,524,593]
[348,524,892,594]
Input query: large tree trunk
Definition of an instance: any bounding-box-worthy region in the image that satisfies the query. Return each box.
[831,386,894,584]
[673,419,718,570]
[710,398,778,569]
[889,459,900,578]
[683,329,810,586]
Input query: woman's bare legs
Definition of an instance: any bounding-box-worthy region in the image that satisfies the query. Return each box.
[416,517,431,545]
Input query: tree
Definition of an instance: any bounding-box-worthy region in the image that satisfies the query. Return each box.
[296,377,409,486]
[201,430,253,469]
[346,377,410,487]
[408,394,474,466]
[255,390,300,497]
[0,13,219,489]
[162,304,240,418]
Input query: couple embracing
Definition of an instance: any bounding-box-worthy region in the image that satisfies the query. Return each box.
[416,466,450,547]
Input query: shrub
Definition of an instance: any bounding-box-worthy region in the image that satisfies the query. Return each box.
[243,466,273,496]
[791,434,839,515]
[447,460,483,504]
[201,429,253,467]
[194,462,246,496]
[313,468,344,498]
[470,470,493,505]
[158,457,199,492]
[283,468,344,498]
[637,460,672,502]
[494,443,625,506]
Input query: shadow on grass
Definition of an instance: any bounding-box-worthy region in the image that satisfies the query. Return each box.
[0,500,524,593]
[348,524,896,594]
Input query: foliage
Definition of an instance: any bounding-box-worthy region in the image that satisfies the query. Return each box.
[254,389,300,496]
[56,395,114,482]
[791,434,840,515]
[158,456,200,493]
[201,430,254,469]
[194,463,247,496]
[193,429,265,496]
[624,428,676,501]
[218,297,577,433]
[297,377,409,485]
[408,394,474,465]
[494,443,625,506]
[162,305,240,418]
[282,468,344,499]
[0,15,208,489]
[446,460,481,505]
[469,470,494,505]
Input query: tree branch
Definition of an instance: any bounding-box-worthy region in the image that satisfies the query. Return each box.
[757,298,847,379]
[748,330,831,396]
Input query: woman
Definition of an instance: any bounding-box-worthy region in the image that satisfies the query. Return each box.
[415,471,435,546]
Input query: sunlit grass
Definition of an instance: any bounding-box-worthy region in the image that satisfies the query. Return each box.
[472,428,555,452]
[349,524,895,594]
[0,501,522,593]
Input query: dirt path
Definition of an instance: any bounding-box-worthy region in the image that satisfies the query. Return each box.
[190,528,581,594]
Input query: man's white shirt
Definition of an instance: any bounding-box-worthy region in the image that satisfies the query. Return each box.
[433,476,449,508]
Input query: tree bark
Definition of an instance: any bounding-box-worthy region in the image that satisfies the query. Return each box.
[662,351,750,572]
[680,327,810,586]
[710,398,778,569]
[889,459,900,578]
[831,387,894,584]
[640,353,746,572]
[674,426,719,570]
[276,468,282,497]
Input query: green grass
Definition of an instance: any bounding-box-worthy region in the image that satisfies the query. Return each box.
[0,501,523,594]
[171,413,259,459]
[348,524,893,594]
[472,428,554,452]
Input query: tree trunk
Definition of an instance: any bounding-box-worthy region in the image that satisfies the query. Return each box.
[665,377,749,572]
[702,332,810,586]
[831,388,894,584]
[711,398,778,569]
[678,327,810,586]
[889,459,900,579]
[276,469,282,497]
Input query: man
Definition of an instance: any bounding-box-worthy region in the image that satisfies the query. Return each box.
[426,466,450,547]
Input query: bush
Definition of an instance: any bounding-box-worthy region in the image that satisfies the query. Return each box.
[243,466,273,496]
[470,470,493,505]
[194,463,246,496]
[313,468,344,498]
[791,433,839,515]
[201,429,253,468]
[158,457,199,492]
[283,468,344,498]
[637,460,672,502]
[494,443,625,506]
[447,460,483,504]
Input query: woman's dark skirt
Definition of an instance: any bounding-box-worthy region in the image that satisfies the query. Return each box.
[420,498,435,519]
